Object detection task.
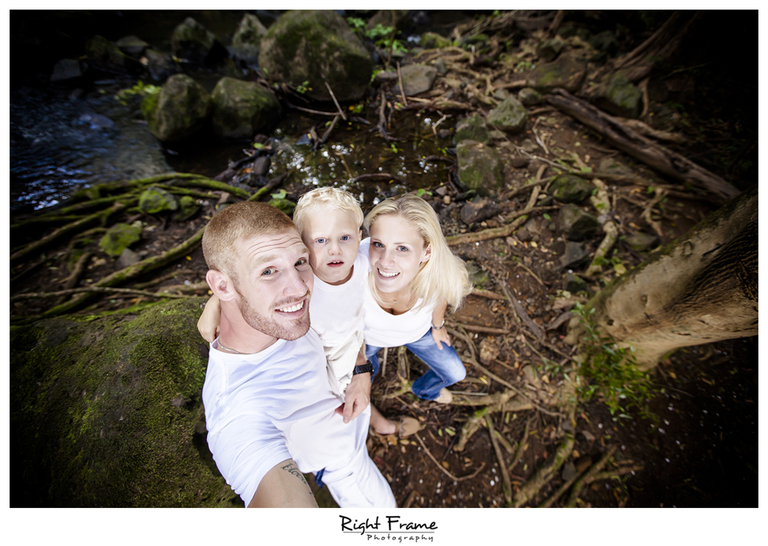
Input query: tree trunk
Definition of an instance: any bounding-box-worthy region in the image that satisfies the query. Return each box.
[565,184,757,368]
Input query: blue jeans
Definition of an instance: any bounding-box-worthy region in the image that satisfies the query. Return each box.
[366,329,466,400]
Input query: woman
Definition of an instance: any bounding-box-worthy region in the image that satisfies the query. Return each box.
[362,194,472,436]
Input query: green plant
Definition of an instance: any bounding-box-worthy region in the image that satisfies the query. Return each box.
[295,81,311,94]
[346,17,366,34]
[573,303,657,421]
[415,188,432,198]
[114,80,159,105]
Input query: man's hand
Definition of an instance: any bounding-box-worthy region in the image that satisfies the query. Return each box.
[197,295,222,343]
[337,372,371,424]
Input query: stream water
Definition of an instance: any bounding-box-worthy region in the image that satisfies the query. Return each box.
[9,10,470,214]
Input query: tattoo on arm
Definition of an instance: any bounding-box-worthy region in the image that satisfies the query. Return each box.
[281,462,314,499]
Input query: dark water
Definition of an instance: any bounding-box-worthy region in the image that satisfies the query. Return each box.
[9,10,465,213]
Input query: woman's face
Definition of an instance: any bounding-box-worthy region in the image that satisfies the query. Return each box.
[368,214,430,295]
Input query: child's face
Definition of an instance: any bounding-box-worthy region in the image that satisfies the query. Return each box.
[300,205,362,285]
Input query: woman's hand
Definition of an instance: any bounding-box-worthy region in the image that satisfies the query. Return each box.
[197,295,222,343]
[431,325,451,350]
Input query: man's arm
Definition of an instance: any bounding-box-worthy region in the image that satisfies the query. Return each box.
[247,459,318,508]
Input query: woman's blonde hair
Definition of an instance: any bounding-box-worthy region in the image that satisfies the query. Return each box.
[293,186,364,236]
[364,194,471,309]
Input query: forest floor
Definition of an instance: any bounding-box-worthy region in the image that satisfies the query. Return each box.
[9,11,758,508]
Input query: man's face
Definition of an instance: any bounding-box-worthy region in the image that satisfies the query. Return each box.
[300,205,362,286]
[232,228,314,341]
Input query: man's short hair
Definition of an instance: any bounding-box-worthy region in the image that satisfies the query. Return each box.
[293,187,364,236]
[202,201,297,282]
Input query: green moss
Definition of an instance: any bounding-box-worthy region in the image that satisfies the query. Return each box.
[11,298,239,507]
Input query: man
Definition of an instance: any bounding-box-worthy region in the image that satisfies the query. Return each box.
[201,201,396,508]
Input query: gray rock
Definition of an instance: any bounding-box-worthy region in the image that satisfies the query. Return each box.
[400,64,438,96]
[537,37,564,62]
[115,35,149,58]
[116,247,140,269]
[84,35,129,70]
[433,57,447,75]
[10,298,238,507]
[170,17,224,64]
[529,53,587,93]
[515,227,531,242]
[373,70,399,86]
[99,221,143,257]
[559,204,601,241]
[564,272,588,293]
[492,88,511,101]
[517,87,542,106]
[453,115,489,145]
[561,461,578,481]
[598,157,635,177]
[550,174,594,203]
[625,231,660,252]
[487,96,528,133]
[259,10,373,103]
[139,185,178,214]
[593,72,642,119]
[144,49,178,82]
[560,241,591,270]
[460,196,501,224]
[142,74,211,143]
[232,13,268,66]
[252,155,271,177]
[50,59,83,82]
[211,77,282,140]
[456,140,504,196]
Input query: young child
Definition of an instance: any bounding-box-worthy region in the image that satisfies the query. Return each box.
[198,188,417,433]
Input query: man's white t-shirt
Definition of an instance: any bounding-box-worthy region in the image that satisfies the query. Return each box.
[360,238,434,348]
[202,330,369,505]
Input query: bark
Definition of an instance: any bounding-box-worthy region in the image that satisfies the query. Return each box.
[545,89,740,205]
[566,184,757,368]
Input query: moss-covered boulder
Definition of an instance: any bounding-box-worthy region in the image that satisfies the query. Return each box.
[529,53,587,93]
[141,74,211,143]
[10,298,238,507]
[537,37,564,62]
[550,173,594,203]
[232,13,268,66]
[518,87,542,106]
[99,221,143,258]
[453,115,490,145]
[139,185,178,214]
[592,72,643,119]
[115,35,149,59]
[170,17,225,65]
[211,77,282,140]
[559,203,602,241]
[258,10,373,103]
[421,31,453,49]
[487,96,528,133]
[456,140,504,196]
[174,195,201,222]
[84,35,132,72]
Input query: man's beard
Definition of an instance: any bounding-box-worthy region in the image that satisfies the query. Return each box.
[237,291,311,341]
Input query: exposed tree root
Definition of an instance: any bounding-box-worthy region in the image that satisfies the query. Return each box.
[564,445,618,507]
[584,178,619,278]
[11,285,195,302]
[485,414,513,506]
[414,433,486,482]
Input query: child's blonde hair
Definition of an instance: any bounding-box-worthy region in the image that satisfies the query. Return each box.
[293,187,365,236]
[364,194,471,309]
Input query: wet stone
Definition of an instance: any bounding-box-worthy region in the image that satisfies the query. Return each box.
[559,242,591,270]
[564,272,588,293]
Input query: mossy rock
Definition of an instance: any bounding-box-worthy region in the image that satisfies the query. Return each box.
[258,10,373,103]
[173,195,201,222]
[141,74,211,143]
[421,31,452,49]
[537,37,564,62]
[453,115,490,145]
[211,77,282,140]
[10,298,239,507]
[139,185,178,214]
[170,17,225,65]
[232,13,268,65]
[529,53,587,93]
[625,231,660,252]
[487,96,528,133]
[593,72,642,119]
[84,35,129,68]
[559,203,602,241]
[550,174,594,203]
[456,140,504,196]
[99,221,143,258]
[518,87,542,106]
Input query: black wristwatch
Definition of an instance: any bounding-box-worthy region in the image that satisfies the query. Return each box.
[353,362,374,375]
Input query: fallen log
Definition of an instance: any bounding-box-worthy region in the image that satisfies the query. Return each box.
[545,89,740,205]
